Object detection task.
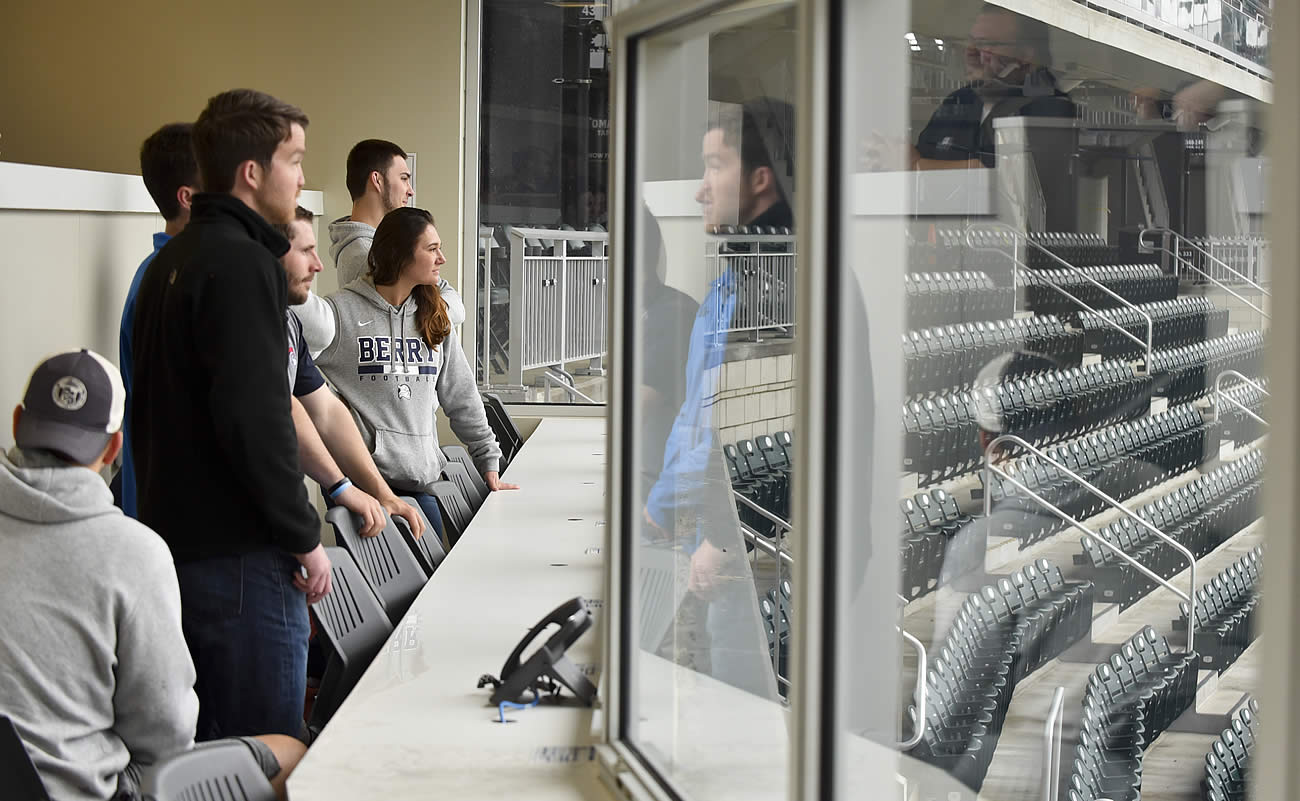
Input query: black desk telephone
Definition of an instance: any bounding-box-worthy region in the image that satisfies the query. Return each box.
[477,597,597,707]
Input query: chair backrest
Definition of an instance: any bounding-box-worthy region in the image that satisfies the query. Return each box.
[442,460,487,512]
[326,508,427,625]
[139,740,274,801]
[0,716,50,801]
[442,445,490,499]
[309,547,394,729]
[395,495,447,575]
[430,480,475,545]
[483,393,524,470]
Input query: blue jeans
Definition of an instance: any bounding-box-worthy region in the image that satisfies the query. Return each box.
[408,493,446,543]
[175,550,310,741]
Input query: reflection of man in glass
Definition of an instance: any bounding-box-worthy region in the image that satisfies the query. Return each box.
[643,99,792,697]
[912,4,1074,170]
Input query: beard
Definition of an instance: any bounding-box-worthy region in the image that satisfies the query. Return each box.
[380,180,405,213]
[288,280,311,305]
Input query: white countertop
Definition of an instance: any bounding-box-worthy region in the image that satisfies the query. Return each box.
[288,417,611,800]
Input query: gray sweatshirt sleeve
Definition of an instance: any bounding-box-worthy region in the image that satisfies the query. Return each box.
[293,291,338,358]
[335,240,370,287]
[111,538,199,765]
[435,327,501,475]
[438,279,466,326]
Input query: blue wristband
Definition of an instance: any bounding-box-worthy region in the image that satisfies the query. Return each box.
[328,478,353,500]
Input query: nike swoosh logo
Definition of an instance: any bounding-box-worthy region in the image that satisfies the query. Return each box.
[358,320,374,327]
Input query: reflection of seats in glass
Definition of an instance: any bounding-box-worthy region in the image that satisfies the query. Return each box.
[904,315,1085,396]
[982,401,1220,549]
[1026,232,1117,270]
[1077,297,1229,359]
[1203,697,1260,801]
[905,271,1014,329]
[1079,450,1263,610]
[910,560,1093,791]
[905,360,1153,484]
[758,578,792,696]
[725,440,788,535]
[1070,626,1198,801]
[1149,331,1265,406]
[1025,264,1177,316]
[900,488,977,600]
[1174,546,1263,672]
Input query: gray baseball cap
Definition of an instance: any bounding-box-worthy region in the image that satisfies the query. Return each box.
[16,349,125,464]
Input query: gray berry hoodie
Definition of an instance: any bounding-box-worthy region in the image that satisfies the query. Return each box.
[303,278,501,494]
[0,448,198,800]
[327,216,467,325]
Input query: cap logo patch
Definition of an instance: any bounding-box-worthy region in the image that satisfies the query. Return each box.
[52,377,88,411]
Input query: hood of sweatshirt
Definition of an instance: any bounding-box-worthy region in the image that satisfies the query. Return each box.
[328,217,375,264]
[342,276,421,365]
[0,448,120,526]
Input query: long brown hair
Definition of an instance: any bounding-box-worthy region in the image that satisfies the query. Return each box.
[368,207,451,348]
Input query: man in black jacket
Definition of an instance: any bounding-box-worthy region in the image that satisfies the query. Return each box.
[912,4,1074,170]
[132,88,327,741]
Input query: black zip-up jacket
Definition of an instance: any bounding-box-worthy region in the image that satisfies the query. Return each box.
[131,193,319,562]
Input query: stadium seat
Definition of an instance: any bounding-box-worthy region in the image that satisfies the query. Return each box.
[308,547,393,732]
[395,495,448,575]
[140,740,275,801]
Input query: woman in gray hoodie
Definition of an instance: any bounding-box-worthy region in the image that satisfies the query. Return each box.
[299,207,515,537]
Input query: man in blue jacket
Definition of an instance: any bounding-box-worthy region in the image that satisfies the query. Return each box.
[115,123,200,518]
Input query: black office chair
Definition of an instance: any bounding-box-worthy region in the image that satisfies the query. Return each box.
[308,547,394,732]
[442,460,487,512]
[443,445,490,499]
[140,740,274,801]
[0,716,50,801]
[395,495,447,576]
[430,480,475,546]
[483,393,524,470]
[326,507,427,626]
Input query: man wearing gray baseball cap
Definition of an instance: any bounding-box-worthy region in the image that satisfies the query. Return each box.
[0,350,304,800]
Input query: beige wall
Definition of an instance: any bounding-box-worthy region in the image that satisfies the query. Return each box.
[0,0,464,295]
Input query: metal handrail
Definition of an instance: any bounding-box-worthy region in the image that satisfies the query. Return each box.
[1138,227,1270,320]
[1213,370,1270,425]
[506,226,611,246]
[733,490,793,533]
[982,434,1197,654]
[965,223,1154,371]
[499,227,610,387]
[740,524,794,566]
[899,627,927,750]
[1140,227,1270,295]
[1041,686,1066,801]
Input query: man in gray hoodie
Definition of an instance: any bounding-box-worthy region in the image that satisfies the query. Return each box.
[0,351,303,800]
[327,138,466,323]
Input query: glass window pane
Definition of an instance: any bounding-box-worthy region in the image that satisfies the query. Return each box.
[476,0,611,404]
[623,5,797,798]
[837,1,1273,798]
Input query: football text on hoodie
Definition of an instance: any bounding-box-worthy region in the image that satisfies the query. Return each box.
[299,277,501,494]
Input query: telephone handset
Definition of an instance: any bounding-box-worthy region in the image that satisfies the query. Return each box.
[477,597,597,707]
